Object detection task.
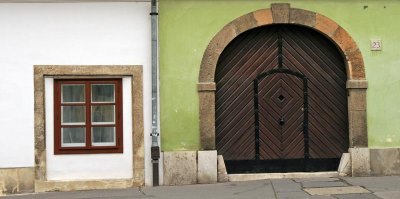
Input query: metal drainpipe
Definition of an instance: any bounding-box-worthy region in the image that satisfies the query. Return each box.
[150,0,160,186]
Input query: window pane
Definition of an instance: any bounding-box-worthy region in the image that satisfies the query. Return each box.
[92,105,115,123]
[62,127,85,147]
[62,84,85,103]
[62,106,85,124]
[92,84,115,102]
[92,127,115,146]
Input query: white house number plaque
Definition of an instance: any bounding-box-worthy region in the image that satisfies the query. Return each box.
[370,39,382,51]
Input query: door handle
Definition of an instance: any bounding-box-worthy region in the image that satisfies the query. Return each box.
[279,117,285,126]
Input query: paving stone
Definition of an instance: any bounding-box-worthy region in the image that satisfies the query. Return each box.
[294,178,339,183]
[272,179,302,192]
[342,176,400,192]
[302,181,348,188]
[304,186,370,195]
[375,191,400,199]
[276,191,335,199]
[277,191,335,199]
[333,193,381,199]
[308,196,336,199]
[276,191,310,199]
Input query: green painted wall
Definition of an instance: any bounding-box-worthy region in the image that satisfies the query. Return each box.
[159,0,400,151]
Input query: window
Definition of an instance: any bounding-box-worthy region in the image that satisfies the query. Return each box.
[54,79,123,154]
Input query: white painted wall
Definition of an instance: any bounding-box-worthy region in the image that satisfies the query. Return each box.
[45,77,133,180]
[0,3,154,185]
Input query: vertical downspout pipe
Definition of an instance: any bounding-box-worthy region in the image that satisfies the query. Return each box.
[150,0,160,186]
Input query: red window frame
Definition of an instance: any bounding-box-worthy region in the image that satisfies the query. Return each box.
[54,79,123,154]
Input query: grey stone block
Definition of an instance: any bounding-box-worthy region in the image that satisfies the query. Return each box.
[348,89,367,111]
[197,150,217,184]
[163,151,197,186]
[349,148,371,176]
[370,148,400,176]
[348,110,368,147]
[338,153,351,176]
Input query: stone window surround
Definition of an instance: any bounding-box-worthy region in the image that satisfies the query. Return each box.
[34,65,144,192]
[198,4,368,150]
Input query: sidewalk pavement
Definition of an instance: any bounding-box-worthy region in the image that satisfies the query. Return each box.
[2,176,400,199]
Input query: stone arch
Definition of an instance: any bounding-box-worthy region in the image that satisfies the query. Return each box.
[198,3,367,150]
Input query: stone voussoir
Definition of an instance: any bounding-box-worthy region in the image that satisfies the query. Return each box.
[271,3,290,23]
[252,9,273,26]
[289,8,316,27]
[315,13,339,37]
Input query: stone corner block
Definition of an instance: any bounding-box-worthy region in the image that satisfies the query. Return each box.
[0,167,35,194]
[197,150,217,184]
[0,182,4,196]
[217,155,229,183]
[338,153,351,176]
[349,148,371,177]
[163,151,197,186]
[34,180,47,193]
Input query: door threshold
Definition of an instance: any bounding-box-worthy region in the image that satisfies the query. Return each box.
[228,171,339,182]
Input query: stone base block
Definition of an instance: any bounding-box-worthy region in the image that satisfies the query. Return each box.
[338,153,351,176]
[0,167,34,195]
[217,155,228,183]
[370,148,400,176]
[350,148,371,176]
[35,179,135,193]
[197,150,217,184]
[163,151,197,185]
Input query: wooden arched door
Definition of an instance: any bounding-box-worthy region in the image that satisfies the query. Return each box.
[215,24,348,173]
